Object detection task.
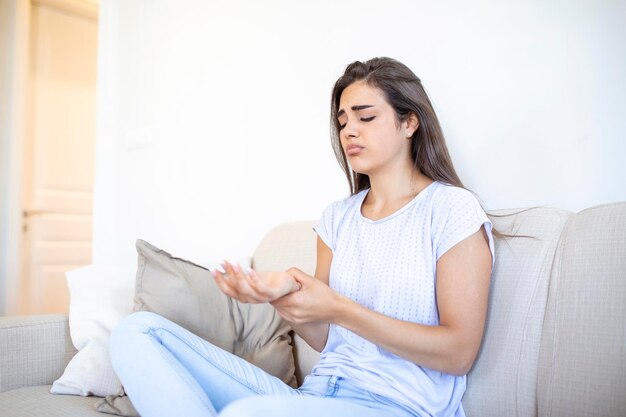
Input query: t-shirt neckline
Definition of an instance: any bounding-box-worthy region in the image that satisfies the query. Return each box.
[358,181,439,224]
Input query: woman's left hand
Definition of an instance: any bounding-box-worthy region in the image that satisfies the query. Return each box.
[271,267,345,324]
[212,261,300,303]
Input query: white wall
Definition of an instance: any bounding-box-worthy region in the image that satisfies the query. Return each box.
[93,0,626,270]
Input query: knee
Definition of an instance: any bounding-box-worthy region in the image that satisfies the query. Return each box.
[114,310,166,334]
[110,311,166,364]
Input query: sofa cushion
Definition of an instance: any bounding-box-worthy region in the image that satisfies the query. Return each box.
[538,202,626,417]
[463,207,572,417]
[251,221,317,276]
[0,385,102,417]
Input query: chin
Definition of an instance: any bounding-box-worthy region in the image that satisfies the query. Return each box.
[348,163,367,176]
[348,160,374,177]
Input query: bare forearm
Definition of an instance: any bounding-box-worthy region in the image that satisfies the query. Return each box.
[285,320,329,352]
[334,296,477,375]
[270,267,475,368]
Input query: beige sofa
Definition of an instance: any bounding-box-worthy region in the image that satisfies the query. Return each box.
[1,203,625,417]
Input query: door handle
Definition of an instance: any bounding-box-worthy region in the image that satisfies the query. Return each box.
[23,209,53,218]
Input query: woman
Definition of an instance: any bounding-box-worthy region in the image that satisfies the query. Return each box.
[111,57,494,417]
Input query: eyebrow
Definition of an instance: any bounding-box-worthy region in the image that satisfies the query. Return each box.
[337,105,375,118]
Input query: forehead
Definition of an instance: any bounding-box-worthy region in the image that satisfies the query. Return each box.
[338,81,388,110]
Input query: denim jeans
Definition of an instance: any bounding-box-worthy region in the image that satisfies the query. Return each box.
[110,311,415,417]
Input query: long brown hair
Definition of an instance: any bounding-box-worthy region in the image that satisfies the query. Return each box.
[330,57,524,239]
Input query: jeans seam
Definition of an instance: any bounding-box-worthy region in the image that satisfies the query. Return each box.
[145,330,217,415]
[146,327,274,396]
[325,376,340,397]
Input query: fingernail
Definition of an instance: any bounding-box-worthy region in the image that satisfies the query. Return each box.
[231,263,240,273]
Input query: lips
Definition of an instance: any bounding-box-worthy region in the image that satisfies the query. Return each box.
[346,144,364,156]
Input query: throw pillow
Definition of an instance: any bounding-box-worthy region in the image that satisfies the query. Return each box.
[133,239,296,384]
[50,265,135,397]
[99,239,297,415]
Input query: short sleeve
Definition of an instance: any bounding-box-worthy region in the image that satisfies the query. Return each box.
[313,202,336,252]
[433,188,495,270]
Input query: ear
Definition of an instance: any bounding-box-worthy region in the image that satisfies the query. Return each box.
[404,112,419,137]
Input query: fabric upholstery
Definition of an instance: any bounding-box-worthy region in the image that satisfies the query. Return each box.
[538,203,626,417]
[0,315,76,393]
[463,207,572,417]
[251,221,317,276]
[0,385,102,417]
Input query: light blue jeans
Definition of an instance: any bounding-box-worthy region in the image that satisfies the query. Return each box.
[110,311,415,417]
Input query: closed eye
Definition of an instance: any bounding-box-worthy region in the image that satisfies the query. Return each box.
[338,116,376,131]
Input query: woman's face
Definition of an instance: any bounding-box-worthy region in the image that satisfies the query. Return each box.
[337,81,414,177]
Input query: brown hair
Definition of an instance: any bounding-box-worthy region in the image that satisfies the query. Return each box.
[330,57,524,239]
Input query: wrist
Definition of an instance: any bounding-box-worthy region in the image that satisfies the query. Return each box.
[329,292,351,325]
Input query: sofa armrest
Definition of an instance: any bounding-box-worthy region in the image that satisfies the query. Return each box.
[0,314,76,392]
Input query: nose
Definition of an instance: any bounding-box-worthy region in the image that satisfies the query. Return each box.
[342,119,359,139]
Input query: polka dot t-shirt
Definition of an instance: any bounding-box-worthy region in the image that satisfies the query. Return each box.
[311,180,495,417]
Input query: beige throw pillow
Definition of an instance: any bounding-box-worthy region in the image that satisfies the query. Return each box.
[133,239,296,383]
[99,239,297,416]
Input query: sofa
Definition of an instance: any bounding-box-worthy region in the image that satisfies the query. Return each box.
[1,202,625,417]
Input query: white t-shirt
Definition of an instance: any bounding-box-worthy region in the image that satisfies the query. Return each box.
[312,180,495,417]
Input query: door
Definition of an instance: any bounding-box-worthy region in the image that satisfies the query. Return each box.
[19,0,98,314]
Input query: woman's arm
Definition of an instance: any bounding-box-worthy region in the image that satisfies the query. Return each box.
[277,227,493,376]
[270,236,332,352]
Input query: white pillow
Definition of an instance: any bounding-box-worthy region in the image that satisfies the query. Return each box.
[51,265,135,397]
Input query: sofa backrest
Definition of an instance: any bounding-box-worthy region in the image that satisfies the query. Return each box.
[537,203,626,417]
[463,207,571,417]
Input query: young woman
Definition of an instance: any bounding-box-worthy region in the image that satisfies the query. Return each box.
[111,57,494,417]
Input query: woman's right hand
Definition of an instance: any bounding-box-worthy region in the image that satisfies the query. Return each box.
[211,261,301,304]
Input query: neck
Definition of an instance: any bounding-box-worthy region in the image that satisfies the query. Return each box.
[365,159,432,204]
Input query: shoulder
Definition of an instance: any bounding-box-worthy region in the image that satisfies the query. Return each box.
[428,183,489,238]
[429,182,484,215]
[429,183,495,267]
[315,189,367,251]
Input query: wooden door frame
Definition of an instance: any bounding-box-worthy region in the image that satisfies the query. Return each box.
[0,0,98,315]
